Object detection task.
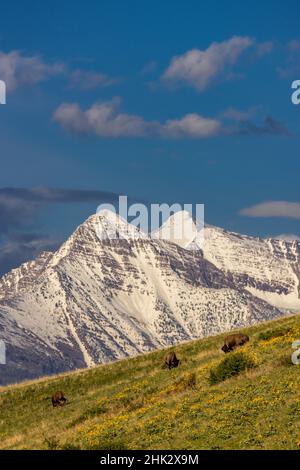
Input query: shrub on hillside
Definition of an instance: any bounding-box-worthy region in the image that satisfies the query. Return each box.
[208,352,257,385]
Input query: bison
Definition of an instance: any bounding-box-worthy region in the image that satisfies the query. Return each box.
[221,333,249,353]
[165,351,180,369]
[51,390,67,408]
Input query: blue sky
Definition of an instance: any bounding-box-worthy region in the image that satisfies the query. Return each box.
[0,0,300,274]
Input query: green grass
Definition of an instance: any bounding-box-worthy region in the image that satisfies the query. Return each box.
[1,313,300,450]
[258,327,291,341]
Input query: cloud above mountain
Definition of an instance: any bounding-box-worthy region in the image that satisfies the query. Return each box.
[235,116,290,136]
[53,97,222,139]
[0,50,65,91]
[0,234,59,277]
[0,186,120,204]
[0,186,121,275]
[222,107,290,137]
[274,233,300,241]
[240,201,300,219]
[0,186,120,233]
[53,98,289,139]
[161,36,254,91]
[0,49,117,92]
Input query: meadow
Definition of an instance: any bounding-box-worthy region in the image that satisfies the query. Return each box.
[1,313,300,450]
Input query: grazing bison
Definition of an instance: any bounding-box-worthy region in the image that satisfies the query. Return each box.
[165,351,180,369]
[51,391,67,408]
[221,333,249,353]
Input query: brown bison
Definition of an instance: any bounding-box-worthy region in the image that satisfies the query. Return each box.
[165,351,180,369]
[51,391,67,408]
[221,333,249,353]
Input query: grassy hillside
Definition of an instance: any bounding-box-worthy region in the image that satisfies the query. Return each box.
[2,313,300,450]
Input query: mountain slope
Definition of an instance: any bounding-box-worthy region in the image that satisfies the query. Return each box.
[1,313,300,450]
[0,211,281,385]
[153,211,300,310]
[202,226,300,310]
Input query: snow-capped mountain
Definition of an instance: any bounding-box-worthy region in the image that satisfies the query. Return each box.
[0,210,298,385]
[153,212,300,310]
[152,210,203,249]
[202,226,300,311]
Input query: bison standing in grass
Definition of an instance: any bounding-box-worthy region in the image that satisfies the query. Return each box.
[222,333,249,353]
[51,391,67,407]
[165,351,180,369]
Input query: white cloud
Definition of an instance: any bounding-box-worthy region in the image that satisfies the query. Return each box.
[0,50,64,91]
[53,98,222,139]
[53,98,157,137]
[54,98,289,140]
[162,113,221,138]
[240,201,300,219]
[162,36,254,91]
[0,49,117,93]
[273,234,300,241]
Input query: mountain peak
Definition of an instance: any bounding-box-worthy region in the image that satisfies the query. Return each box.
[152,210,203,249]
[85,209,148,241]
